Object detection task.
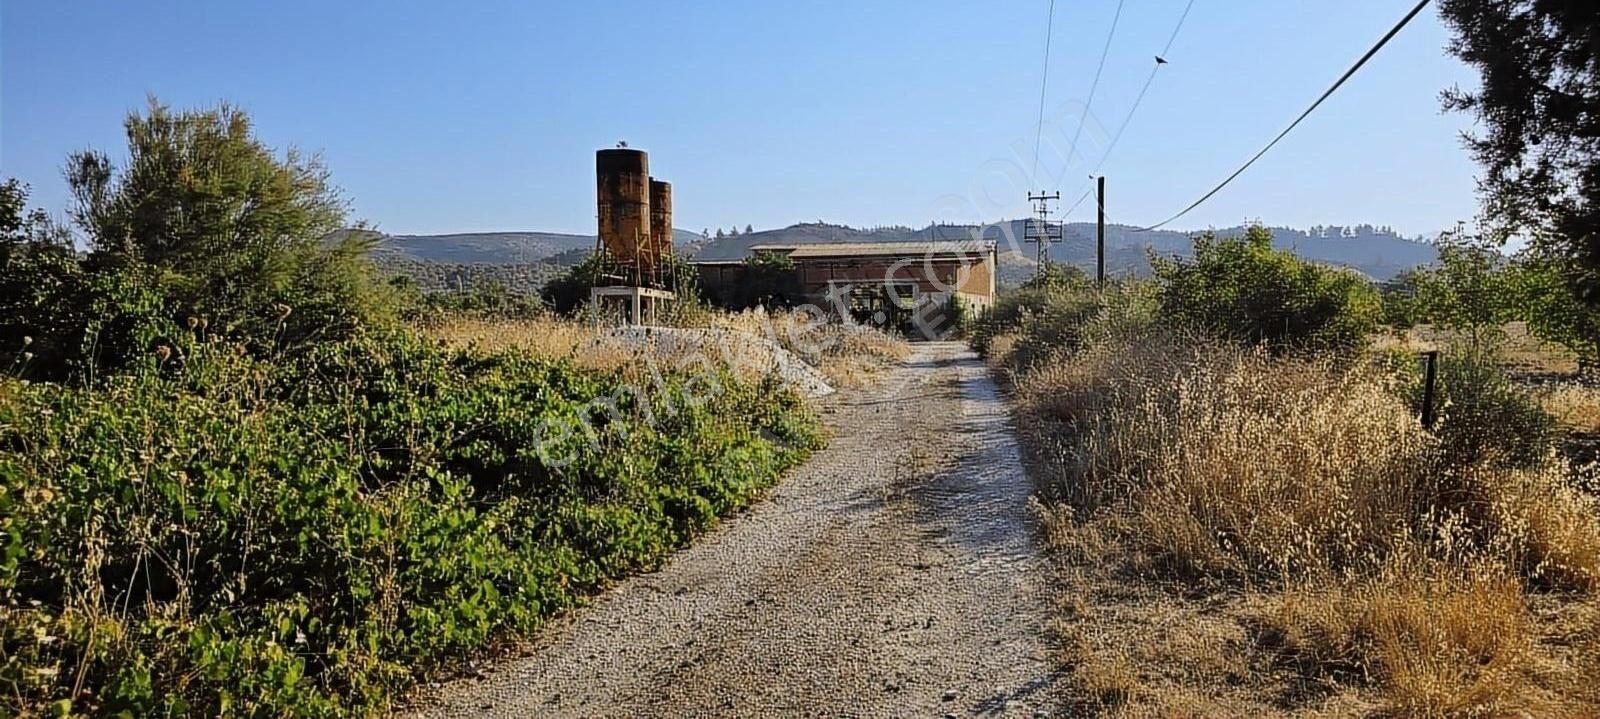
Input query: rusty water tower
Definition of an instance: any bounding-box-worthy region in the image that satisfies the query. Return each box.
[592,146,676,323]
[648,178,672,275]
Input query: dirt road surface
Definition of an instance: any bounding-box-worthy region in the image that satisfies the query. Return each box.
[402,342,1058,718]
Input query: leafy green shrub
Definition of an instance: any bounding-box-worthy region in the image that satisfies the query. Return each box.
[969,273,1090,357]
[1423,350,1557,469]
[1,329,819,716]
[1383,231,1517,350]
[1513,254,1600,372]
[0,217,180,382]
[969,270,1155,371]
[541,252,705,318]
[1152,227,1381,355]
[64,100,400,352]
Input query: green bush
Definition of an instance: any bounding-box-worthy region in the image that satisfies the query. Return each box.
[943,294,971,339]
[969,269,1092,357]
[2,102,408,382]
[1421,350,1557,470]
[0,220,180,382]
[1382,231,1517,351]
[1,329,820,717]
[1512,254,1600,372]
[541,252,705,318]
[1152,226,1381,355]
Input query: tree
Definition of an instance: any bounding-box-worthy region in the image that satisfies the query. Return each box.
[0,180,84,376]
[744,224,754,235]
[715,228,725,239]
[1152,226,1381,355]
[1512,253,1600,371]
[1386,226,1518,353]
[65,99,394,348]
[1021,263,1090,293]
[1439,2,1600,312]
[540,251,606,314]
[541,252,704,316]
[0,178,176,381]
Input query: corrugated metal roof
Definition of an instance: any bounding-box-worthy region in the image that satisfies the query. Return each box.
[747,241,995,259]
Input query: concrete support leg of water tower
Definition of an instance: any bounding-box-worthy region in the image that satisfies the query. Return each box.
[591,286,677,326]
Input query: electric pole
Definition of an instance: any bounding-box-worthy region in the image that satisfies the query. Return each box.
[1096,176,1106,288]
[1025,191,1063,277]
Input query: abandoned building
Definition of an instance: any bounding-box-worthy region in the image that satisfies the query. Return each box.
[695,240,997,335]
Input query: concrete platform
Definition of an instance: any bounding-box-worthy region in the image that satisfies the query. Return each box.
[590,285,676,325]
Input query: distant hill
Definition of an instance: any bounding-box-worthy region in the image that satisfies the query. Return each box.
[374,256,561,296]
[690,221,1438,283]
[362,222,1438,294]
[368,229,703,295]
[372,229,705,264]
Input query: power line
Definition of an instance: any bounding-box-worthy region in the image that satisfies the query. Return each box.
[1029,0,1058,187]
[1066,0,1200,219]
[1064,185,1095,218]
[1160,0,1198,57]
[1136,0,1433,232]
[1063,66,1157,219]
[1064,0,1127,172]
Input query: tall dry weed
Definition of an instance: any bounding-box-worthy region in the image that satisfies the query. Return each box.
[1023,337,1437,580]
[425,310,912,388]
[1271,560,1537,717]
[1022,332,1600,714]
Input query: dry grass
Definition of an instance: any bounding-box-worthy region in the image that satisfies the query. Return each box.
[1375,322,1579,378]
[712,308,912,388]
[428,315,601,358]
[423,310,912,389]
[1541,384,1600,433]
[1269,563,1538,717]
[1013,332,1600,717]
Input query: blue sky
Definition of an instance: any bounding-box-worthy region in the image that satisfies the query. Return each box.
[2,1,1479,238]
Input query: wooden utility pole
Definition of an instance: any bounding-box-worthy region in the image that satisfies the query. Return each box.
[1096,176,1107,288]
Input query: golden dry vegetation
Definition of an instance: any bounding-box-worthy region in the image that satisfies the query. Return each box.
[1374,322,1581,378]
[1542,384,1600,434]
[422,309,912,389]
[1001,331,1600,717]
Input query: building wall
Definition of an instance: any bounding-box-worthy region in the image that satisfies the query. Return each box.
[695,263,748,299]
[955,250,996,300]
[793,257,990,297]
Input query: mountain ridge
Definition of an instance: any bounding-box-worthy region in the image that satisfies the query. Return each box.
[687,221,1438,281]
[370,221,1440,286]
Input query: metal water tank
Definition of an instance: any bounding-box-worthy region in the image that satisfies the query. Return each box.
[596,148,650,267]
[648,178,673,270]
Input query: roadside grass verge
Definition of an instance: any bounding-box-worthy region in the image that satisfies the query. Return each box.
[996,319,1600,716]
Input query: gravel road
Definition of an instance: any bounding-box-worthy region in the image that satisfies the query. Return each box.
[402,342,1058,718]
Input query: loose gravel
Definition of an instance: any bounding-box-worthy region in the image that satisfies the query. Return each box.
[401,342,1058,718]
